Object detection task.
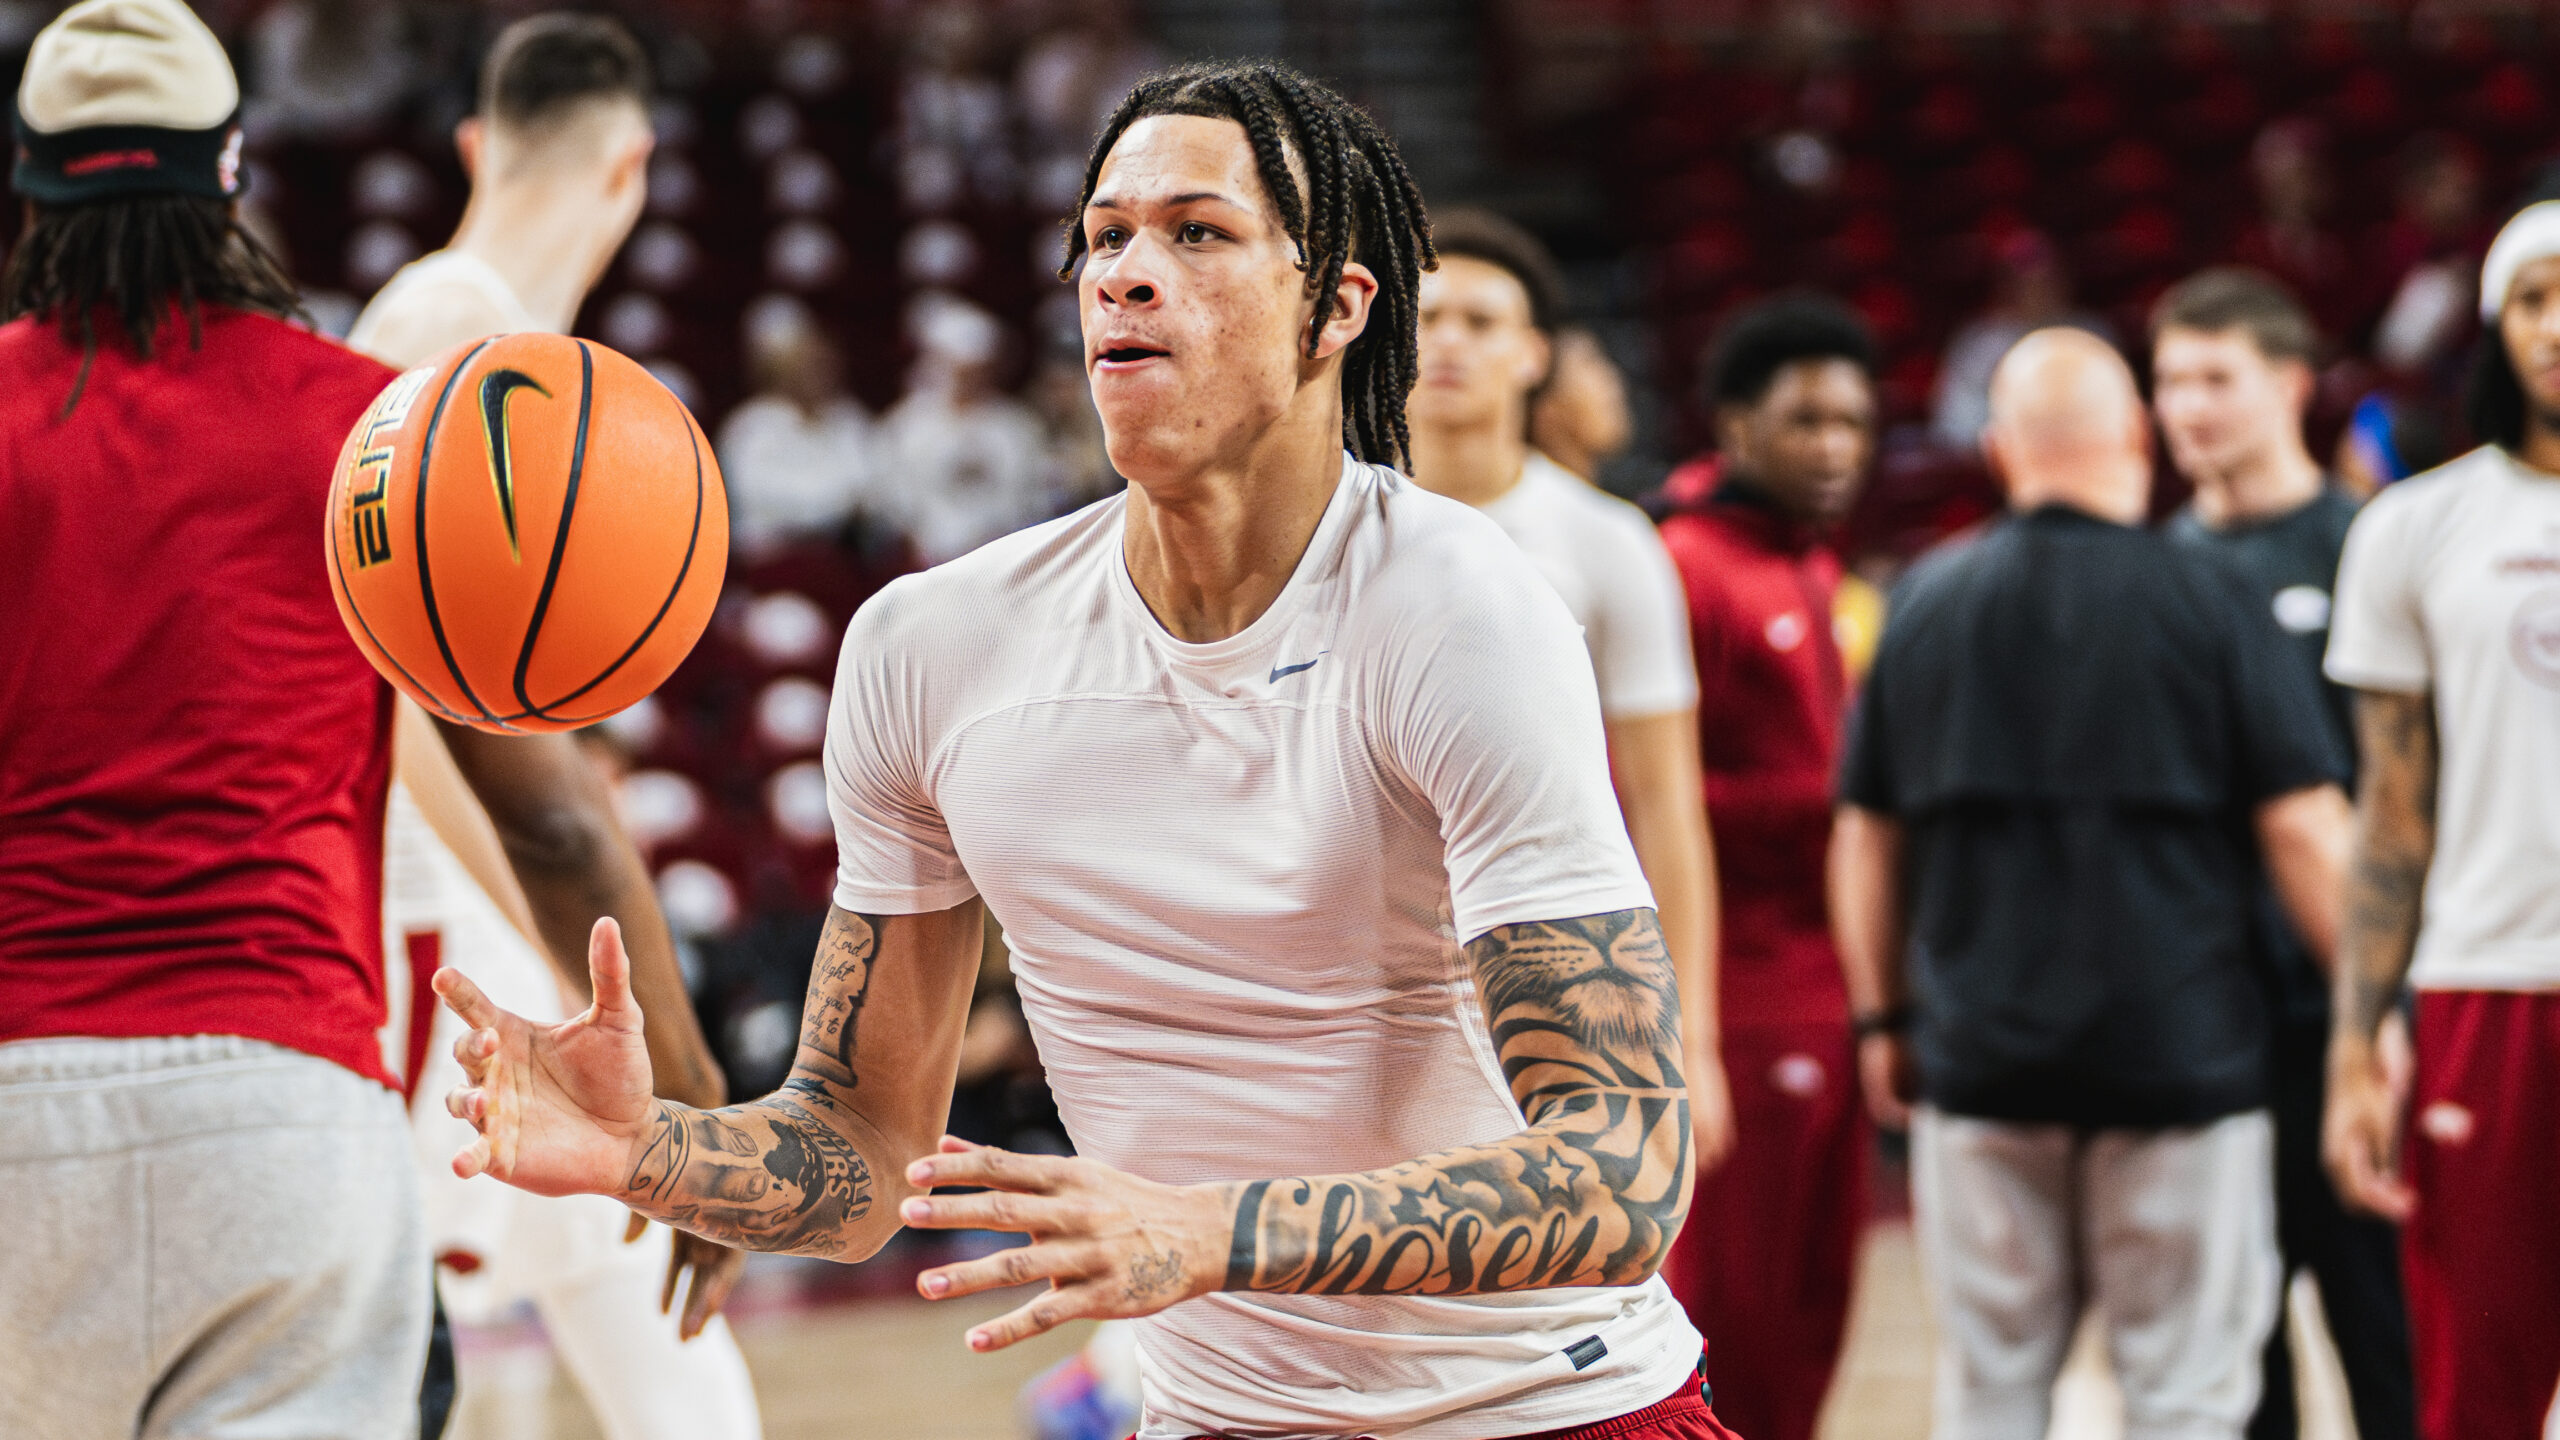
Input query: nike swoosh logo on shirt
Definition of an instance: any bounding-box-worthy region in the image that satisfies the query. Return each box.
[1269,657,1322,683]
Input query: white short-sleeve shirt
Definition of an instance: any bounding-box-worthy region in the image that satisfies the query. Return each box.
[2327,445,2560,990]
[1477,452,1700,720]
[824,456,1697,1439]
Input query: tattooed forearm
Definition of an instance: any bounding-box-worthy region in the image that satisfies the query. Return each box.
[2337,690,2437,1043]
[1225,909,1691,1296]
[616,908,892,1258]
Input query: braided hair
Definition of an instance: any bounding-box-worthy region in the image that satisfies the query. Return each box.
[2,195,304,414]
[1058,60,1436,471]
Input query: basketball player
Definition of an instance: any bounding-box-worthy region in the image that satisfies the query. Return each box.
[1654,295,1880,1440]
[348,15,758,1437]
[435,61,1734,1439]
[2325,200,2560,1440]
[2151,268,2412,1440]
[1404,207,1731,1173]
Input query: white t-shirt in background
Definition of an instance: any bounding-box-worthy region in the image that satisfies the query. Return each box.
[824,455,1698,1439]
[2326,444,2560,991]
[1478,451,1700,720]
[716,394,876,556]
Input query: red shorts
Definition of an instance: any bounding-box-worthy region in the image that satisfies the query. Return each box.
[2403,989,2560,1440]
[1166,1369,1743,1440]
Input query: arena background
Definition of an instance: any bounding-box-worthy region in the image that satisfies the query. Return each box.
[5,1,2538,1434]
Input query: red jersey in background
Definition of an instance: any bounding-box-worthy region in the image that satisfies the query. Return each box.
[0,308,400,1086]
[1656,457,1864,1440]
[1657,461,1850,1028]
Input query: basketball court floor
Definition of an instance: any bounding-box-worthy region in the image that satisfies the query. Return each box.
[450,1221,2359,1440]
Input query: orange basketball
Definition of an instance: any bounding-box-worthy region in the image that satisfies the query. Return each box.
[325,333,727,734]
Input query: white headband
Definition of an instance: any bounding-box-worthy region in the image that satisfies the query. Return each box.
[2480,200,2560,320]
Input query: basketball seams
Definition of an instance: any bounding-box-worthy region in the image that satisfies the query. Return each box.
[531,375,710,718]
[509,340,597,720]
[412,337,519,732]
[327,479,466,724]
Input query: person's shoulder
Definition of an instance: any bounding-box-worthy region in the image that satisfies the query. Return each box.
[2366,445,2505,519]
[1369,463,1554,596]
[1520,454,1666,553]
[222,310,397,394]
[845,492,1119,654]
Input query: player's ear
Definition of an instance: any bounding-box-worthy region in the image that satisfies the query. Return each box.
[1308,259,1379,363]
[609,126,654,197]
[454,117,485,180]
[1521,327,1554,393]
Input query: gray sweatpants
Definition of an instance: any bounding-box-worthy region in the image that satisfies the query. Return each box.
[0,1034,430,1440]
[1912,1106,2281,1440]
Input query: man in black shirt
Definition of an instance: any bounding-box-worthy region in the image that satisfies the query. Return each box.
[2153,268,2413,1440]
[1832,329,2353,1440]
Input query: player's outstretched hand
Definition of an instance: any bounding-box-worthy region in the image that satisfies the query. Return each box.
[901,1137,1229,1352]
[2324,1033,2416,1222]
[436,916,659,1200]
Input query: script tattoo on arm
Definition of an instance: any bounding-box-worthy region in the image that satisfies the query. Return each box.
[1223,909,1691,1296]
[617,909,886,1258]
[2337,689,2437,1042]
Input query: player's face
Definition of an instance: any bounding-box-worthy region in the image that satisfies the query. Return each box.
[1720,358,1875,526]
[1410,256,1549,433]
[1077,115,1361,482]
[2152,326,2307,483]
[2501,255,2560,424]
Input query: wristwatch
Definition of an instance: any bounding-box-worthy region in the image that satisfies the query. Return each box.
[1850,1004,1912,1039]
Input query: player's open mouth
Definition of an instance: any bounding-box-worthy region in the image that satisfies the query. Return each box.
[1096,344,1170,368]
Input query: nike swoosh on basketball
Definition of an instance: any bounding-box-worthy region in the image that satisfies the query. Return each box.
[1269,657,1322,683]
[477,367,551,562]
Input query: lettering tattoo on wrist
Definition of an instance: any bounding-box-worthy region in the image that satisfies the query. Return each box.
[1224,909,1691,1296]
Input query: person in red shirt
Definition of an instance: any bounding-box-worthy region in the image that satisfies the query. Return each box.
[0,3,721,1432]
[1656,294,1880,1440]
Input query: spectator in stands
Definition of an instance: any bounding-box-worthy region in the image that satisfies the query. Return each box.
[2152,269,2415,1440]
[2334,391,2450,495]
[1654,295,1878,1440]
[2233,119,2355,344]
[2369,133,2488,379]
[1835,328,2350,1440]
[243,0,415,140]
[876,294,1047,565]
[716,304,876,559]
[1930,230,2114,448]
[1015,0,1160,213]
[1531,325,1636,483]
[896,2,1014,209]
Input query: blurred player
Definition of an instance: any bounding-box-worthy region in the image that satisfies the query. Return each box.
[347,14,759,1440]
[2151,268,2413,1440]
[1407,206,1732,1176]
[2325,201,2560,1440]
[435,60,1736,1440]
[1532,324,1637,482]
[1654,295,1879,1440]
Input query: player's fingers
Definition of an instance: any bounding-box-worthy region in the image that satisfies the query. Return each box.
[681,1247,745,1341]
[964,1282,1100,1352]
[908,1141,1069,1193]
[444,1084,487,1126]
[661,1242,683,1316]
[433,965,503,1031]
[899,1189,1074,1233]
[918,1238,1100,1301]
[937,1134,984,1154]
[586,917,644,1032]
[448,1025,500,1084]
[453,1129,493,1181]
[624,1211,649,1245]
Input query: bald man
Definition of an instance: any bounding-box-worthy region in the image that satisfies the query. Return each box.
[1831,329,2353,1440]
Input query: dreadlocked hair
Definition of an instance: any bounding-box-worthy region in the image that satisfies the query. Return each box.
[1057,59,1436,471]
[2,194,305,414]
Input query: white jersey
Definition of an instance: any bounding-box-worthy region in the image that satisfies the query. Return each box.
[825,456,1699,1439]
[346,249,540,356]
[1478,451,1699,720]
[2326,444,2560,991]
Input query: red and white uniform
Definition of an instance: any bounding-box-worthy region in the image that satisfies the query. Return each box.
[0,308,397,1075]
[827,456,1703,1439]
[2326,444,2560,1440]
[1653,465,1864,1440]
